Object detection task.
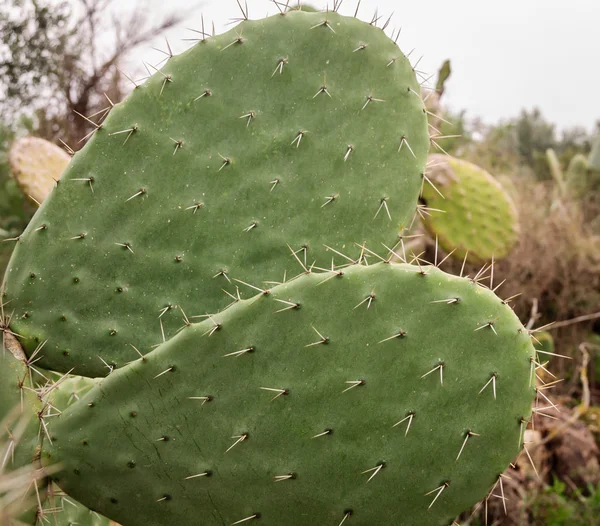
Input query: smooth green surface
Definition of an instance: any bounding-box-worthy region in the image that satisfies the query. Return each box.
[421,155,520,263]
[44,263,535,526]
[3,10,429,377]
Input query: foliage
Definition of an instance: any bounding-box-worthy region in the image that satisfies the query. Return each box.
[0,0,185,146]
[528,478,600,526]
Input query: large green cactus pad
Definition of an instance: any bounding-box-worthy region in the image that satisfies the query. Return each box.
[43,263,535,526]
[421,155,520,263]
[3,10,429,377]
[1,341,45,524]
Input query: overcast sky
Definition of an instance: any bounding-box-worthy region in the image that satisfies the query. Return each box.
[125,0,599,132]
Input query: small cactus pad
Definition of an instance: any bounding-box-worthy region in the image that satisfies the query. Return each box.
[8,137,70,205]
[44,263,535,526]
[421,155,520,263]
[3,10,429,377]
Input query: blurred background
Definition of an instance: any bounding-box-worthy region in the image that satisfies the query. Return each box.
[1,1,599,524]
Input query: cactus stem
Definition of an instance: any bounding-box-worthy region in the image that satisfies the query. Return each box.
[392,411,414,436]
[426,482,449,509]
[456,430,480,461]
[304,326,329,347]
[342,380,366,393]
[225,433,249,454]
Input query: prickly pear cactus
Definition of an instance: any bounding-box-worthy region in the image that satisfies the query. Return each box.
[8,137,70,205]
[420,155,520,263]
[0,342,45,524]
[43,263,536,526]
[38,483,111,526]
[3,9,429,377]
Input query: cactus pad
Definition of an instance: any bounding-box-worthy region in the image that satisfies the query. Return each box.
[8,137,70,205]
[44,263,535,526]
[3,10,429,377]
[421,155,519,263]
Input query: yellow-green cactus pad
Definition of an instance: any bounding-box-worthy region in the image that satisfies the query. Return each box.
[8,137,70,205]
[421,155,519,263]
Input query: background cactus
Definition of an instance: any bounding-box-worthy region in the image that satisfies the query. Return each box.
[42,263,536,526]
[8,137,70,205]
[2,9,429,378]
[420,154,520,263]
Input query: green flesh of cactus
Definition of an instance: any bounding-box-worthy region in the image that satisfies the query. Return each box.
[1,345,44,524]
[38,484,111,526]
[43,263,535,526]
[421,155,520,263]
[3,10,429,378]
